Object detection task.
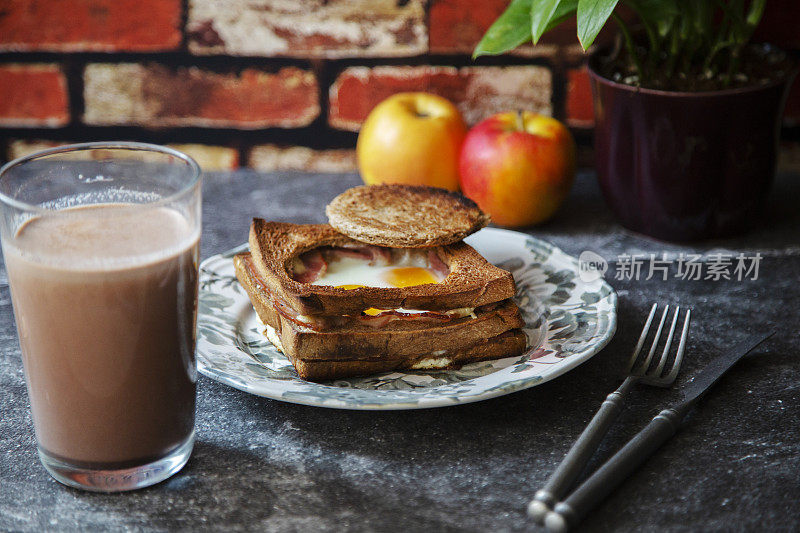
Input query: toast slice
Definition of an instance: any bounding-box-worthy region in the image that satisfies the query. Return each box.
[282,329,527,381]
[248,219,516,316]
[326,184,490,248]
[234,252,525,360]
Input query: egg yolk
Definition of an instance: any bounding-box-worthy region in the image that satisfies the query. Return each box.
[383,267,439,288]
[337,284,365,290]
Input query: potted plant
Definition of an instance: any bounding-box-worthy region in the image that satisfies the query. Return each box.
[474,0,797,241]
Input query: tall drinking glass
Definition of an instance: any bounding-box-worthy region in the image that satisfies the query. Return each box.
[0,142,201,492]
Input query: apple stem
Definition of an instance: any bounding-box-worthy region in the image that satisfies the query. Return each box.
[516,110,524,131]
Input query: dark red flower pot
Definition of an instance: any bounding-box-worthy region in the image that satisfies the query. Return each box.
[588,53,797,241]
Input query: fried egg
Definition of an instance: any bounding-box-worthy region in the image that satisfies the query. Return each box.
[312,254,443,289]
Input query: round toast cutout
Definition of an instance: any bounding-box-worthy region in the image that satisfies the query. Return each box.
[326,185,490,247]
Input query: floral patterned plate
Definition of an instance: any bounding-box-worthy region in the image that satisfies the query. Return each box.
[197,228,617,410]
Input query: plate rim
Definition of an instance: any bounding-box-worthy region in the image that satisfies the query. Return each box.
[197,228,617,410]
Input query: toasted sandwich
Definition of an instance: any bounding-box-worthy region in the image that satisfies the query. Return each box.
[234,186,526,381]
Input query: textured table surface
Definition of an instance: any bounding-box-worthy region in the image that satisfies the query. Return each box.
[1,170,798,532]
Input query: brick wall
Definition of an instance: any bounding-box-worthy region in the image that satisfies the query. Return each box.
[0,0,798,172]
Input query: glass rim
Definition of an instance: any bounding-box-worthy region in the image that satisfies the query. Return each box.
[0,141,202,214]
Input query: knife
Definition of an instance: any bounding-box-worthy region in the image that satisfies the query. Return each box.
[543,331,775,533]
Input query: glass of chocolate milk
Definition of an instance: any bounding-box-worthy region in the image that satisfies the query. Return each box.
[0,142,201,492]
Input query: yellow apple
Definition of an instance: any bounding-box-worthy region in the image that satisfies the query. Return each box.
[357,93,467,191]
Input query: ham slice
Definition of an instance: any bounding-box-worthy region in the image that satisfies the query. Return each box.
[292,246,394,284]
[293,250,327,283]
[329,245,391,265]
[333,247,372,261]
[427,249,448,278]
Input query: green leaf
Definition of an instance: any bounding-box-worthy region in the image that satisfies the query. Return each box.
[531,0,563,44]
[628,0,679,37]
[473,0,533,58]
[745,0,767,29]
[576,0,620,50]
[544,0,578,32]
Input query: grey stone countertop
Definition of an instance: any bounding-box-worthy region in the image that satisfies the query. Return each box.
[1,170,798,532]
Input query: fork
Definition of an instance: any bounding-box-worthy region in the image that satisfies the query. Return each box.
[528,303,691,523]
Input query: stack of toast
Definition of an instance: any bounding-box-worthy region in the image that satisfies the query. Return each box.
[234,185,527,381]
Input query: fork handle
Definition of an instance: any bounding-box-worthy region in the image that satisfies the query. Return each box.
[528,377,636,523]
[543,405,690,533]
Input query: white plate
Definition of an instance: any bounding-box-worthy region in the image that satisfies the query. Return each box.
[196,228,617,410]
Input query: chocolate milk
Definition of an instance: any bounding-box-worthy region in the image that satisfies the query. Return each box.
[4,204,198,466]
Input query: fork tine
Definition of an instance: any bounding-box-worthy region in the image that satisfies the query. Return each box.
[638,305,670,372]
[664,309,691,382]
[626,303,658,372]
[653,306,680,377]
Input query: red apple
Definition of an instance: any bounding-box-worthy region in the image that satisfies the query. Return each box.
[459,112,576,227]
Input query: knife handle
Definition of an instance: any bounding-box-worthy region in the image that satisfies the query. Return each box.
[544,405,689,533]
[528,377,636,523]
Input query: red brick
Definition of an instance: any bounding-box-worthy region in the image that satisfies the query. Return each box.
[0,64,69,127]
[0,0,181,52]
[566,67,594,127]
[187,0,426,58]
[7,140,239,171]
[249,145,356,173]
[754,0,800,50]
[328,66,552,131]
[6,140,67,160]
[83,64,319,129]
[429,0,505,54]
[167,144,240,171]
[429,0,575,55]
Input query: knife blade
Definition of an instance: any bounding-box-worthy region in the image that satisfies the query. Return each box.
[678,330,775,407]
